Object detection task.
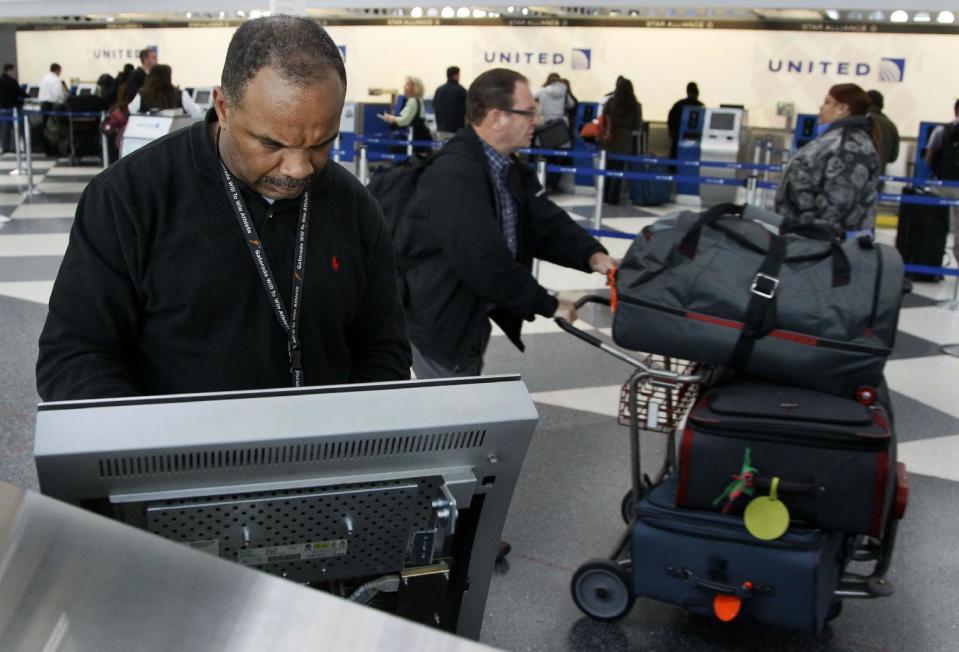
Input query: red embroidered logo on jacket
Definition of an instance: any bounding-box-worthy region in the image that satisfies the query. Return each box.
[331,255,340,272]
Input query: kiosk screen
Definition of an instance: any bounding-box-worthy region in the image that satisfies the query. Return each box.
[709,112,736,131]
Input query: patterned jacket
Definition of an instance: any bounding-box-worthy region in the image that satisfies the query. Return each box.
[775,115,879,234]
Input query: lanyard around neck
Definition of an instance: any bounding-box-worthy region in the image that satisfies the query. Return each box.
[215,129,310,387]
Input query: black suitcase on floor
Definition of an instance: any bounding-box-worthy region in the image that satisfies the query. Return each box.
[896,186,948,281]
[676,381,896,536]
[632,476,844,634]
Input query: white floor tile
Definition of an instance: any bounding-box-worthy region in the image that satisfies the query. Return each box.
[885,355,959,419]
[0,175,42,187]
[898,434,959,483]
[10,203,77,219]
[531,384,623,418]
[44,166,102,177]
[35,181,87,193]
[910,276,959,303]
[0,160,55,171]
[896,306,959,345]
[537,261,607,291]
[0,280,54,304]
[0,233,69,257]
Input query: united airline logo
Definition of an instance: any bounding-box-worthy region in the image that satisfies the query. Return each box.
[879,58,905,82]
[481,48,591,70]
[766,56,905,83]
[571,48,592,70]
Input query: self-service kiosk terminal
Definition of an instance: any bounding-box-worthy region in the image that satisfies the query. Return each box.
[676,105,706,197]
[191,87,215,112]
[699,107,744,207]
[914,121,945,181]
[793,113,819,152]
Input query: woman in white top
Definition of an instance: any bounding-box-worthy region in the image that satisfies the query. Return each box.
[127,64,203,118]
[378,76,432,156]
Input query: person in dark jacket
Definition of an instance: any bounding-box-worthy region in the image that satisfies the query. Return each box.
[866,90,899,177]
[0,63,26,153]
[123,47,157,102]
[36,16,411,401]
[667,81,704,160]
[433,65,466,141]
[602,77,642,205]
[402,68,613,378]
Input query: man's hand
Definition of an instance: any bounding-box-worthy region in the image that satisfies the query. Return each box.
[589,252,619,274]
[553,299,578,323]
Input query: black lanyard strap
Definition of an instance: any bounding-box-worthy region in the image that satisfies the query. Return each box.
[215,139,310,387]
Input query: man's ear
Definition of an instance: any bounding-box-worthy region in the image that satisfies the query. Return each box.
[212,86,230,128]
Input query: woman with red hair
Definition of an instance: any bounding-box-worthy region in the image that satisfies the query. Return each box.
[775,83,880,236]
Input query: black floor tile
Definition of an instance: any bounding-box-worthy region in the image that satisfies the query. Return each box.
[0,218,74,235]
[890,330,949,360]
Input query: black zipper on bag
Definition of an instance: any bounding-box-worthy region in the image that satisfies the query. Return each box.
[688,418,890,451]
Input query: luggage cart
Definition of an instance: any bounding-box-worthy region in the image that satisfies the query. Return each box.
[555,294,908,627]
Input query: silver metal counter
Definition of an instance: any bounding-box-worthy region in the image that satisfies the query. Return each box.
[0,482,496,652]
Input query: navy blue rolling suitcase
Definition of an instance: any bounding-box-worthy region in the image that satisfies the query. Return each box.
[628,162,672,205]
[631,477,844,634]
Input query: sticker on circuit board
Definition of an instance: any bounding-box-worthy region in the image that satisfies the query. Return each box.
[187,539,220,557]
[237,539,349,566]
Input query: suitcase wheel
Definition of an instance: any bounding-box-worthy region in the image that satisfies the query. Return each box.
[571,559,635,621]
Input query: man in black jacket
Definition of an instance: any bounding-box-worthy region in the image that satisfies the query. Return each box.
[432,66,466,141]
[667,81,704,160]
[37,16,411,401]
[123,47,157,103]
[403,68,613,378]
[0,63,26,153]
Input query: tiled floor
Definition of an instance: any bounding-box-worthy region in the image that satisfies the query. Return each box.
[1,155,958,651]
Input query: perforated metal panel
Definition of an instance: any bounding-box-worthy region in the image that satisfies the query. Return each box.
[142,477,439,583]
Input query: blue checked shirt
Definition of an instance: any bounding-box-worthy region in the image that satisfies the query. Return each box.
[479,138,519,257]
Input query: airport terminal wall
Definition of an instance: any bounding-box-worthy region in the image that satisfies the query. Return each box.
[13,23,959,134]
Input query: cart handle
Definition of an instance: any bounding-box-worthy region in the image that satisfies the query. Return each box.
[554,298,703,383]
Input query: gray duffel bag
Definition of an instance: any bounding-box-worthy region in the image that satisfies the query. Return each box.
[612,203,904,397]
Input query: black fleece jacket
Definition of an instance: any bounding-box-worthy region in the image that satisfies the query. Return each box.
[37,114,411,401]
[401,125,605,368]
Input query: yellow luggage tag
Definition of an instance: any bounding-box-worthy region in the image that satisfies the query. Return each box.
[744,476,790,541]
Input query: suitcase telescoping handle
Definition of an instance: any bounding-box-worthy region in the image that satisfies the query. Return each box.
[554,295,704,384]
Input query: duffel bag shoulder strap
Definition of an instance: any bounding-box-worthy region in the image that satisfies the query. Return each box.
[727,234,787,369]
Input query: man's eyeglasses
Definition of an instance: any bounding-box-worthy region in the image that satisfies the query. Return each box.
[501,108,537,119]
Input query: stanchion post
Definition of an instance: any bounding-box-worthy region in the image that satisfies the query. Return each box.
[333,135,341,164]
[762,139,774,209]
[593,149,606,230]
[406,129,413,159]
[22,113,37,197]
[531,258,540,280]
[12,108,24,175]
[359,145,368,185]
[100,111,109,170]
[536,158,547,189]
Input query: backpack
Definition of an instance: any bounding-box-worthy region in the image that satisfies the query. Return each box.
[931,123,959,181]
[366,151,445,284]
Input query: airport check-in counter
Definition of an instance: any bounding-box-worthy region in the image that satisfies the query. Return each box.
[0,481,496,652]
[793,113,819,152]
[120,112,204,158]
[698,107,743,207]
[913,120,944,181]
[676,104,706,196]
